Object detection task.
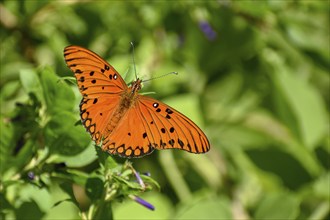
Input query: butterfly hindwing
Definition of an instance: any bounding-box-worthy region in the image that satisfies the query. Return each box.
[80,95,121,144]
[101,101,155,158]
[101,95,210,158]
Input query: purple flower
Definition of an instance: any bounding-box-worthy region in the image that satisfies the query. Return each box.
[27,171,35,180]
[199,21,217,41]
[142,172,151,177]
[129,195,155,211]
[133,170,145,189]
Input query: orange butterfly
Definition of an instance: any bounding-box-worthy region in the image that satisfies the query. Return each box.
[64,45,210,158]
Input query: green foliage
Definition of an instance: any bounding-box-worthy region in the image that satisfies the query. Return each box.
[0,1,329,220]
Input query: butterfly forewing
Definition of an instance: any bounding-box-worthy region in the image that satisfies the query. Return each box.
[138,96,210,153]
[64,46,127,97]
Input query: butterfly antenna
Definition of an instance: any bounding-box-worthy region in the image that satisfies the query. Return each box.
[130,42,138,80]
[130,42,178,83]
[142,71,178,83]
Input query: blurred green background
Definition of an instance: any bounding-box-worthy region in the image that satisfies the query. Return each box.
[0,1,329,220]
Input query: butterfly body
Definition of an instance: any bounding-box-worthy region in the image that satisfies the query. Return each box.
[64,46,210,158]
[101,79,142,136]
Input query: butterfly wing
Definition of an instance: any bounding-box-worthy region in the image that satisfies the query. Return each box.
[138,96,210,153]
[101,100,155,157]
[64,45,127,95]
[102,95,210,158]
[64,45,127,144]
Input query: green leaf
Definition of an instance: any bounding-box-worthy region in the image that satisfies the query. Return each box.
[246,147,312,190]
[85,177,104,201]
[16,183,52,212]
[0,80,21,113]
[62,169,91,186]
[281,8,329,56]
[53,142,97,167]
[274,69,327,149]
[39,67,75,113]
[44,111,90,156]
[43,185,80,220]
[94,201,113,220]
[1,133,36,179]
[254,192,300,219]
[96,147,118,170]
[313,172,330,199]
[162,94,205,128]
[174,196,232,219]
[9,139,35,174]
[15,201,45,220]
[59,182,81,209]
[0,116,14,175]
[19,69,44,104]
[113,193,173,219]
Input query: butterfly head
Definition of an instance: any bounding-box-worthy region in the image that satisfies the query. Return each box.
[130,79,142,94]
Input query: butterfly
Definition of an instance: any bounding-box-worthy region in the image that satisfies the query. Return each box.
[64,45,210,158]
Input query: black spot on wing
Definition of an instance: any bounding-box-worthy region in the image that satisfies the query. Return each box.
[165,108,173,114]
